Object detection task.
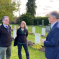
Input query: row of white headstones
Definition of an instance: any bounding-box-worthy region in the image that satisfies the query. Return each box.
[10,25,46,44]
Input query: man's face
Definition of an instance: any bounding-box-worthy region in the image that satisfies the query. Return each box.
[48,14,54,24]
[2,17,9,25]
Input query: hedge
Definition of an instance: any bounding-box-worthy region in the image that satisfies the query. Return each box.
[34,17,49,25]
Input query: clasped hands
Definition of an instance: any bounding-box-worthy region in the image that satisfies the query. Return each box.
[42,39,46,43]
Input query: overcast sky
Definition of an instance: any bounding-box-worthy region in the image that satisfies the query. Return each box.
[13,0,59,17]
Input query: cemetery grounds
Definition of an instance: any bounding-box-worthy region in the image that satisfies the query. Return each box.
[6,24,48,59]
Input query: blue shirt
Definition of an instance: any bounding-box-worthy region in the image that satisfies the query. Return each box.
[51,21,58,29]
[3,24,8,28]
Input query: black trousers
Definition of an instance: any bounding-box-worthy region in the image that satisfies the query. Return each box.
[17,43,29,59]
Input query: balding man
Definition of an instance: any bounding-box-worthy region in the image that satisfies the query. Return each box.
[0,16,12,59]
[42,11,59,59]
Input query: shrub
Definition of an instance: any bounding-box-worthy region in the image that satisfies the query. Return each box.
[32,44,42,50]
[18,13,34,25]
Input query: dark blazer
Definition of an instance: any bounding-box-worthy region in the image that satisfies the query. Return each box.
[0,24,12,47]
[14,28,28,46]
[44,21,59,59]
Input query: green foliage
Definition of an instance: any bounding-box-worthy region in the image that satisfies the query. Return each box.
[34,17,49,25]
[26,0,36,17]
[0,0,20,21]
[18,13,34,25]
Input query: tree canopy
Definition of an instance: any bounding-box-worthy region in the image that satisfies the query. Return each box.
[26,0,36,17]
[0,0,20,21]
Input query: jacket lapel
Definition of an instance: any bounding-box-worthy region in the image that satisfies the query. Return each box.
[46,22,58,40]
[48,22,58,34]
[1,24,10,33]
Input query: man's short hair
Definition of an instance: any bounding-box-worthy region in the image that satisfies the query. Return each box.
[50,11,59,19]
[2,16,9,21]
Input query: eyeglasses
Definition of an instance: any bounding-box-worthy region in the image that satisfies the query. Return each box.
[4,19,10,21]
[21,24,24,25]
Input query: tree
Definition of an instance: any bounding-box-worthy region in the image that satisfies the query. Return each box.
[18,13,34,25]
[0,0,20,21]
[45,14,49,17]
[26,0,36,17]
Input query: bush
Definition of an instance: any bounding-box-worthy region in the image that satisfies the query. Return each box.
[32,44,42,50]
[34,17,49,25]
[17,13,34,25]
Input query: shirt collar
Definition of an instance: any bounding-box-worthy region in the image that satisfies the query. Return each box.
[51,21,58,28]
[3,24,8,28]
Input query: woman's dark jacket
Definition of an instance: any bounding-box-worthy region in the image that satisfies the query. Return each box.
[14,28,28,46]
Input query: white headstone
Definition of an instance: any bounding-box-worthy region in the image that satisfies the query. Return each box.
[14,25,16,29]
[32,27,35,34]
[42,28,45,36]
[13,30,16,39]
[42,20,44,26]
[46,26,50,32]
[26,26,28,29]
[35,33,41,44]
[10,25,12,29]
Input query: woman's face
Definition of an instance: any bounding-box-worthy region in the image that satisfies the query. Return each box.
[20,22,24,28]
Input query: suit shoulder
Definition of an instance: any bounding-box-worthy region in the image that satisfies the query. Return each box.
[57,22,59,29]
[8,25,11,29]
[17,28,20,31]
[0,25,3,31]
[0,25,3,28]
[9,25,11,27]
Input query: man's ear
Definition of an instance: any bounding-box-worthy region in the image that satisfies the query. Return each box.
[53,16,55,20]
[2,20,4,23]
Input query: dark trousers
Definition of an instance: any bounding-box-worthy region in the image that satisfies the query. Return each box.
[17,43,29,59]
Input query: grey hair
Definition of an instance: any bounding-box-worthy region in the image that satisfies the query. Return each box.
[50,11,59,19]
[2,16,9,21]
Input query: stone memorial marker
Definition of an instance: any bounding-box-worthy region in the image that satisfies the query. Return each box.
[35,33,41,44]
[32,27,35,34]
[26,26,28,29]
[14,25,16,29]
[10,25,12,29]
[46,26,50,32]
[42,28,45,36]
[13,30,16,39]
[42,20,44,26]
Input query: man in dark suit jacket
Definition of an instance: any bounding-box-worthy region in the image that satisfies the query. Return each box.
[42,11,59,59]
[0,16,12,59]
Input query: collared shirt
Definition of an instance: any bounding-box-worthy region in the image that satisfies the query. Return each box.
[51,21,58,29]
[20,28,24,34]
[3,24,8,28]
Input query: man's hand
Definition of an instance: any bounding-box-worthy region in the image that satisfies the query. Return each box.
[42,39,46,43]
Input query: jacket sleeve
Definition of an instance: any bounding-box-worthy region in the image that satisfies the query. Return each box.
[0,27,1,39]
[14,29,18,46]
[26,29,28,37]
[44,28,59,47]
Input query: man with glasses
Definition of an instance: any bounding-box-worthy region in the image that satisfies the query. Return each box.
[0,16,12,59]
[42,11,59,59]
